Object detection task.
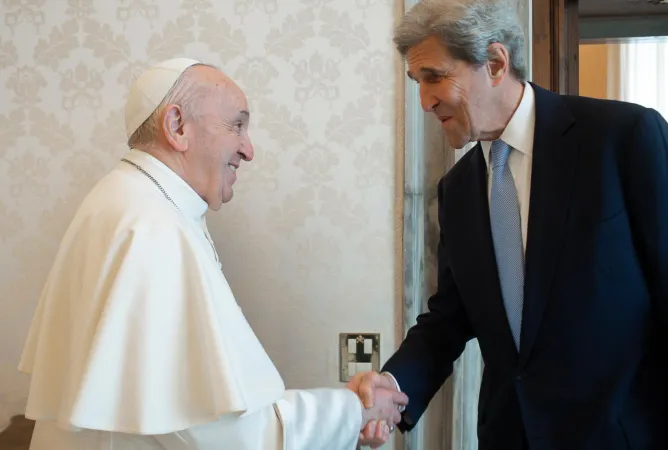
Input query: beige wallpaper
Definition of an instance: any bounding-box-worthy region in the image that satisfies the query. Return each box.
[0,0,401,440]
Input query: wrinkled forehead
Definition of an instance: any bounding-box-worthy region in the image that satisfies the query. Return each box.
[220,81,248,112]
[195,67,249,118]
[214,80,248,120]
[405,36,454,75]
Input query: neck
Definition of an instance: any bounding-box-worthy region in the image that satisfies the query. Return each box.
[135,144,189,181]
[480,79,525,141]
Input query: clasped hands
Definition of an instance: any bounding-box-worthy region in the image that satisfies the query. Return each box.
[346,371,408,449]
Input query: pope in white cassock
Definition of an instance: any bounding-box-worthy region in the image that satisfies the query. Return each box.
[17,58,408,450]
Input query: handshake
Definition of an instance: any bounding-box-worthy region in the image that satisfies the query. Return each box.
[346,371,409,449]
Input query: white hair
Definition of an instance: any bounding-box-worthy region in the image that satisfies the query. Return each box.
[394,0,527,81]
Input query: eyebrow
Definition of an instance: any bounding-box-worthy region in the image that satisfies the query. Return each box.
[406,67,449,80]
[236,110,249,121]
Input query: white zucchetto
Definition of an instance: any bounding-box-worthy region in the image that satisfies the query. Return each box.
[124,57,202,139]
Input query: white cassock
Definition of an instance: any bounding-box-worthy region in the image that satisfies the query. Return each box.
[18,149,363,450]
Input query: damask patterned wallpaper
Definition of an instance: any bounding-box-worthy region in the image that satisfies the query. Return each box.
[0,0,401,437]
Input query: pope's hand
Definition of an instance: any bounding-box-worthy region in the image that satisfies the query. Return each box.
[346,371,408,448]
[347,371,403,408]
[355,419,389,449]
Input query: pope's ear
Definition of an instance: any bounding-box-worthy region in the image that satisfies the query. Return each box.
[162,104,188,152]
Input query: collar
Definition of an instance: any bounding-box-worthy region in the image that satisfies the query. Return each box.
[479,82,536,167]
[120,148,209,220]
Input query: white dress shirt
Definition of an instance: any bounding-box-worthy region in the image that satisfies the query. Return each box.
[384,82,536,397]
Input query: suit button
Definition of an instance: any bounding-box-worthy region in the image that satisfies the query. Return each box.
[515,373,526,382]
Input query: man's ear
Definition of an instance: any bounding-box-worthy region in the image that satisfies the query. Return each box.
[486,43,510,87]
[162,104,188,152]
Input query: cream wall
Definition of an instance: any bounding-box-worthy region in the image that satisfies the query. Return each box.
[0,0,401,441]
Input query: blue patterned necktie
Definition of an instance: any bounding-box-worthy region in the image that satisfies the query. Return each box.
[489,140,524,349]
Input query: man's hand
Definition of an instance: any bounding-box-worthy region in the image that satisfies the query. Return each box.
[346,371,408,448]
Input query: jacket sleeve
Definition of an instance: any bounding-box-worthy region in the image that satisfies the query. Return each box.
[382,178,475,431]
[621,107,668,334]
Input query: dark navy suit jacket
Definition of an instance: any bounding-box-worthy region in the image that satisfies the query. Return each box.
[382,83,668,450]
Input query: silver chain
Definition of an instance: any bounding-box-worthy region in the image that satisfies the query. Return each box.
[121,158,180,211]
[121,158,222,270]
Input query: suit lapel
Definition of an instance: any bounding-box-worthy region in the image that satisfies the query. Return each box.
[518,83,579,369]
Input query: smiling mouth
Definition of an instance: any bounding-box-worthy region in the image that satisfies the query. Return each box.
[228,164,237,173]
[439,117,452,123]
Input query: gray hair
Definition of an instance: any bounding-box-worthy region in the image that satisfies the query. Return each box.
[394,0,527,82]
[128,63,214,149]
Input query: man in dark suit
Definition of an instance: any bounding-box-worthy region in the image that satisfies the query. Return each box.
[354,0,668,448]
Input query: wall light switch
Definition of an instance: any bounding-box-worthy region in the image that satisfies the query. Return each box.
[348,338,357,354]
[357,362,372,373]
[339,333,380,382]
[348,362,357,377]
[364,338,373,354]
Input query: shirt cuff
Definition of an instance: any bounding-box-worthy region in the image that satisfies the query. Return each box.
[380,372,401,391]
[380,372,405,413]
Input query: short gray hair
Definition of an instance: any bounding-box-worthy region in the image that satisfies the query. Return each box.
[394,0,527,82]
[128,63,214,149]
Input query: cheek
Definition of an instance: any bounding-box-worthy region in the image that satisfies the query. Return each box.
[434,82,465,110]
[215,137,240,173]
[467,74,489,110]
[448,86,476,125]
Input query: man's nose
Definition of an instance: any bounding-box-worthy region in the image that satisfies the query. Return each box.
[420,87,439,113]
[240,136,254,162]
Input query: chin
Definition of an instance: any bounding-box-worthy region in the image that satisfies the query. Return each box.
[220,191,234,205]
[444,131,473,150]
[206,194,225,211]
[445,137,464,150]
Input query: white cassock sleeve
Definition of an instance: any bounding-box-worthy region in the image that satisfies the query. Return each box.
[276,388,363,450]
[155,388,362,450]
